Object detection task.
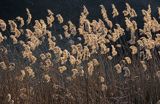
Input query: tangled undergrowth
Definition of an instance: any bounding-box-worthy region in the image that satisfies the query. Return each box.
[0,2,160,104]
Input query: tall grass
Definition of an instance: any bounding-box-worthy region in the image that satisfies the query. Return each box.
[0,2,160,104]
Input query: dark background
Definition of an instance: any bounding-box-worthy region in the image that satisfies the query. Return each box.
[0,0,160,23]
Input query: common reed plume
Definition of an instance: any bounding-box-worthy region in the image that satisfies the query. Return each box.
[8,63,15,71]
[25,66,35,78]
[100,5,113,28]
[0,61,7,70]
[46,9,54,27]
[56,14,64,24]
[123,3,137,18]
[43,74,51,82]
[71,68,79,79]
[114,64,122,74]
[0,32,4,43]
[112,4,119,18]
[26,8,32,24]
[58,66,67,73]
[130,45,138,55]
[0,19,6,31]
[16,16,24,27]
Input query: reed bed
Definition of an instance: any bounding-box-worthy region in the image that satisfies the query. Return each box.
[0,2,160,104]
